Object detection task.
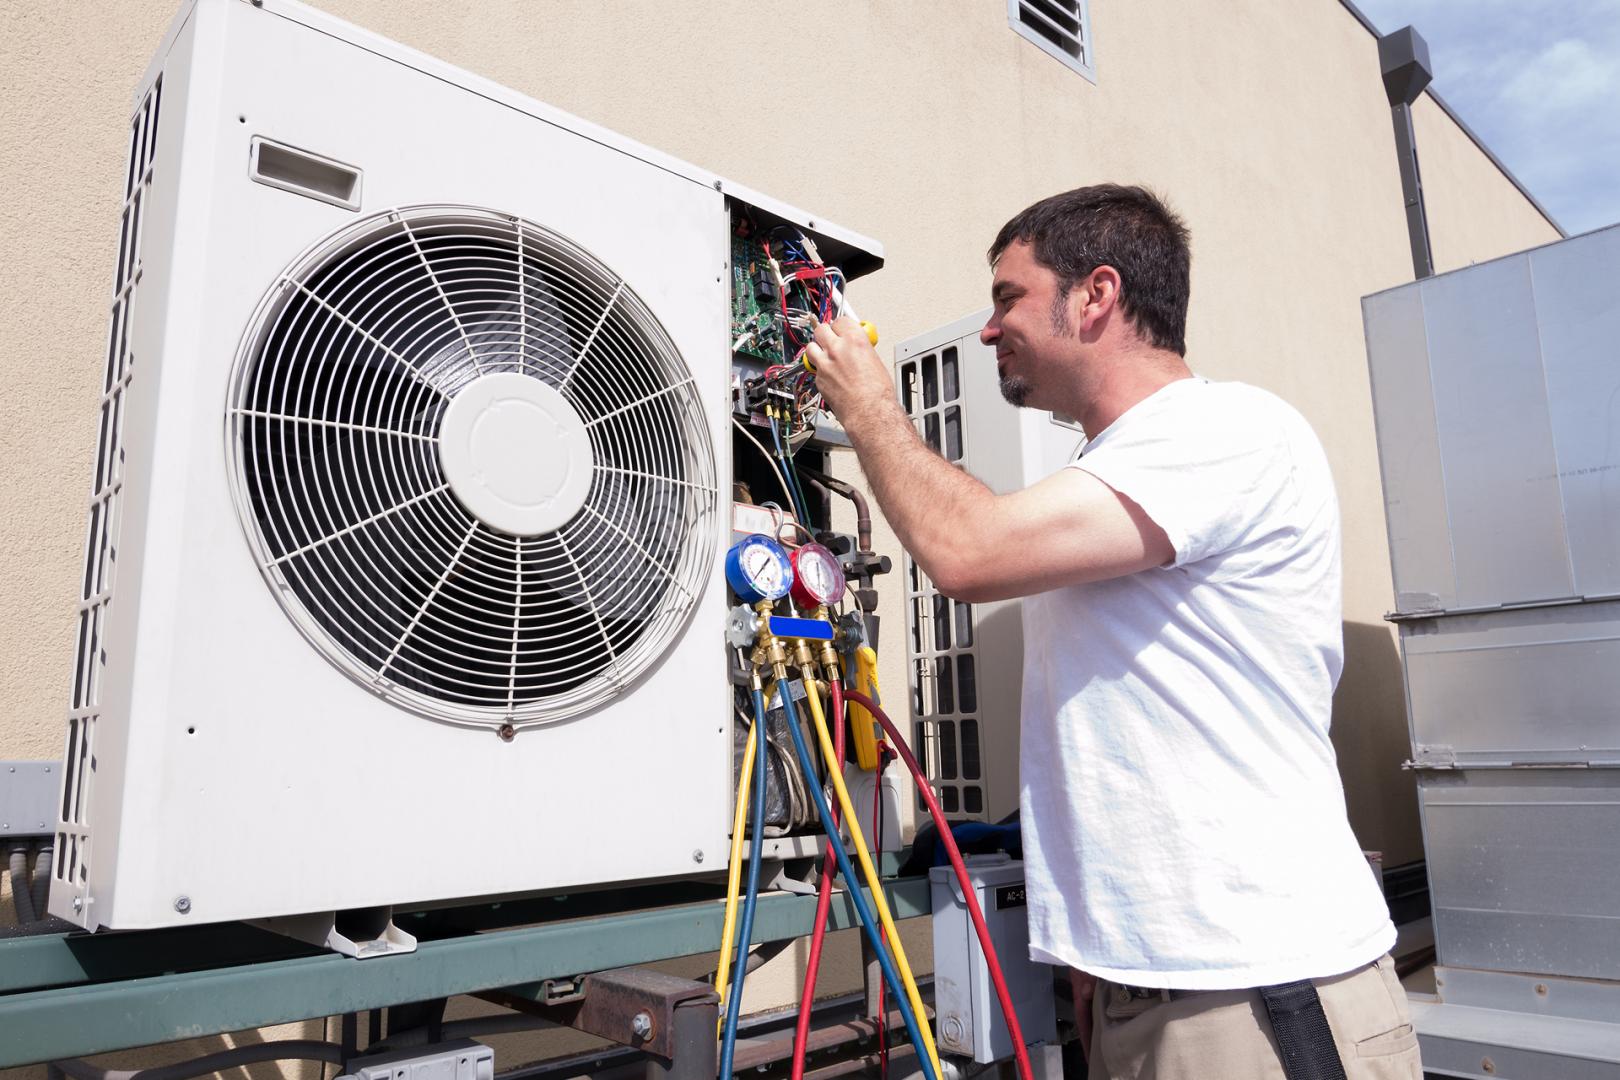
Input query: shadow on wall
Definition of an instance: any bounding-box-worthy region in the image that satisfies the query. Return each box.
[1332,621,1422,867]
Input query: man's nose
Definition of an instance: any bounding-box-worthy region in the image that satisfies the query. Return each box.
[980,317,1000,345]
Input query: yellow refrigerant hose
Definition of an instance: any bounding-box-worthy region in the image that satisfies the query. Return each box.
[801,672,942,1077]
[714,712,759,1033]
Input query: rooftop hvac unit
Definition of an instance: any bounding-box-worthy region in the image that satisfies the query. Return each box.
[1363,223,1620,1072]
[52,0,879,951]
[894,312,1082,825]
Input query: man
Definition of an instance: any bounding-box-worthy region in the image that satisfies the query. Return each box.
[807,185,1419,1079]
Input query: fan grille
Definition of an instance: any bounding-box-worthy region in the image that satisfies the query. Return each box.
[227,207,718,728]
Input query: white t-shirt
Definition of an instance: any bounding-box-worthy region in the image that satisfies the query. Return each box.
[1019,377,1395,990]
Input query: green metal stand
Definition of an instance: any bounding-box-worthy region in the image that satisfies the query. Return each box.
[0,876,930,1068]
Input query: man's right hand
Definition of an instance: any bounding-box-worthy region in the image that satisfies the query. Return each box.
[805,317,893,426]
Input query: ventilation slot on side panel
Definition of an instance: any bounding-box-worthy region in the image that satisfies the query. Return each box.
[901,350,985,820]
[58,73,163,897]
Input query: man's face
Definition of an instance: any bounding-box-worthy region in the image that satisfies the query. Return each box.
[980,240,1075,409]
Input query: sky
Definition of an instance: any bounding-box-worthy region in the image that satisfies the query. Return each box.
[1351,0,1620,236]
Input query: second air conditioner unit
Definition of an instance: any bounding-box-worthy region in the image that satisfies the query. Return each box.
[895,312,1083,825]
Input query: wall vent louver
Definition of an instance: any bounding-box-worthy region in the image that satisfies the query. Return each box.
[59,75,163,888]
[898,346,985,820]
[1009,0,1095,80]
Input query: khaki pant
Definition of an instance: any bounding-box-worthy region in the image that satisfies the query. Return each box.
[1083,954,1422,1079]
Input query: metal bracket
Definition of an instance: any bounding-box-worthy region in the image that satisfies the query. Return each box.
[251,906,418,958]
[337,1039,493,1080]
[480,965,718,1065]
[764,859,820,897]
[1406,745,1459,770]
[1,762,59,837]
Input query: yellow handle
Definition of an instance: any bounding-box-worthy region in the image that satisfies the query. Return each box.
[848,646,884,771]
[801,321,880,372]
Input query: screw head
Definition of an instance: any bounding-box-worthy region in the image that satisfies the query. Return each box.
[174,895,192,914]
[498,723,516,743]
[692,849,704,864]
[72,897,83,911]
[631,1012,652,1039]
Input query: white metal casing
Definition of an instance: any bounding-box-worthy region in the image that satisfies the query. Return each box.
[895,312,1083,824]
[52,0,882,931]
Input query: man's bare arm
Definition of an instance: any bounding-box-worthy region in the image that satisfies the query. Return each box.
[808,319,1172,602]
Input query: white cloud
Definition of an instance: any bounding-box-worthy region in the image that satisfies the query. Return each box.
[1503,38,1620,114]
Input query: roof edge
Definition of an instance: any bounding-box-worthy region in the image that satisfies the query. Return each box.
[1338,0,1566,238]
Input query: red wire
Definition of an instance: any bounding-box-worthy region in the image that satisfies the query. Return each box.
[791,676,847,1080]
[843,690,1037,1080]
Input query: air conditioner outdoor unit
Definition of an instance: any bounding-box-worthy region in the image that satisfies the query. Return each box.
[895,312,1083,826]
[52,0,879,952]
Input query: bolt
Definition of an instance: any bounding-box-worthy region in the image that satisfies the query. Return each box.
[1535,983,1549,996]
[174,895,192,914]
[72,897,83,912]
[692,849,705,864]
[498,723,515,743]
[631,1012,652,1040]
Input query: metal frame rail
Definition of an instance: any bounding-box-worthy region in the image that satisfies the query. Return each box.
[0,876,931,1069]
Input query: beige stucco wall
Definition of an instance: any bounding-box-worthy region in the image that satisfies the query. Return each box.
[1,0,1560,1074]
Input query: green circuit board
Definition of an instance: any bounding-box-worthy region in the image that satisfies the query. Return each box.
[731,234,784,364]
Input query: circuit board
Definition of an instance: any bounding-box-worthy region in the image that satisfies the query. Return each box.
[730,233,784,363]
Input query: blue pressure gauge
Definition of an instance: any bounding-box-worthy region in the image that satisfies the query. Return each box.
[725,534,794,603]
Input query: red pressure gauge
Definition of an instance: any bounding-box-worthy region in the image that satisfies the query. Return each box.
[789,543,846,609]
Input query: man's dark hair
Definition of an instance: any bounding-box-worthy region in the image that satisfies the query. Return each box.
[988,185,1191,356]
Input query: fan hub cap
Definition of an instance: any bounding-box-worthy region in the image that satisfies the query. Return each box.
[437,372,593,536]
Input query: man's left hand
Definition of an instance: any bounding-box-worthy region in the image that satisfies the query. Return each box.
[806,318,892,424]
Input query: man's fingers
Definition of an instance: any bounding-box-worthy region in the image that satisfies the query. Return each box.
[813,317,865,348]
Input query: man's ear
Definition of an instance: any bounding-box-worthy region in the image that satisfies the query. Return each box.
[1077,265,1122,335]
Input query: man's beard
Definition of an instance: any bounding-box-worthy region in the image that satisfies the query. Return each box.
[999,374,1031,407]
[1000,291,1073,408]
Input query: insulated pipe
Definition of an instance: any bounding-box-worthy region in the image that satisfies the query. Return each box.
[7,843,36,925]
[31,842,52,919]
[796,466,872,554]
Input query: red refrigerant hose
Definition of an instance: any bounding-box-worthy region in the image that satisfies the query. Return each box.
[791,677,848,1080]
[843,689,1037,1080]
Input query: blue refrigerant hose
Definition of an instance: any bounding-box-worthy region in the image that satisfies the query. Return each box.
[776,682,940,1080]
[719,687,771,1078]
